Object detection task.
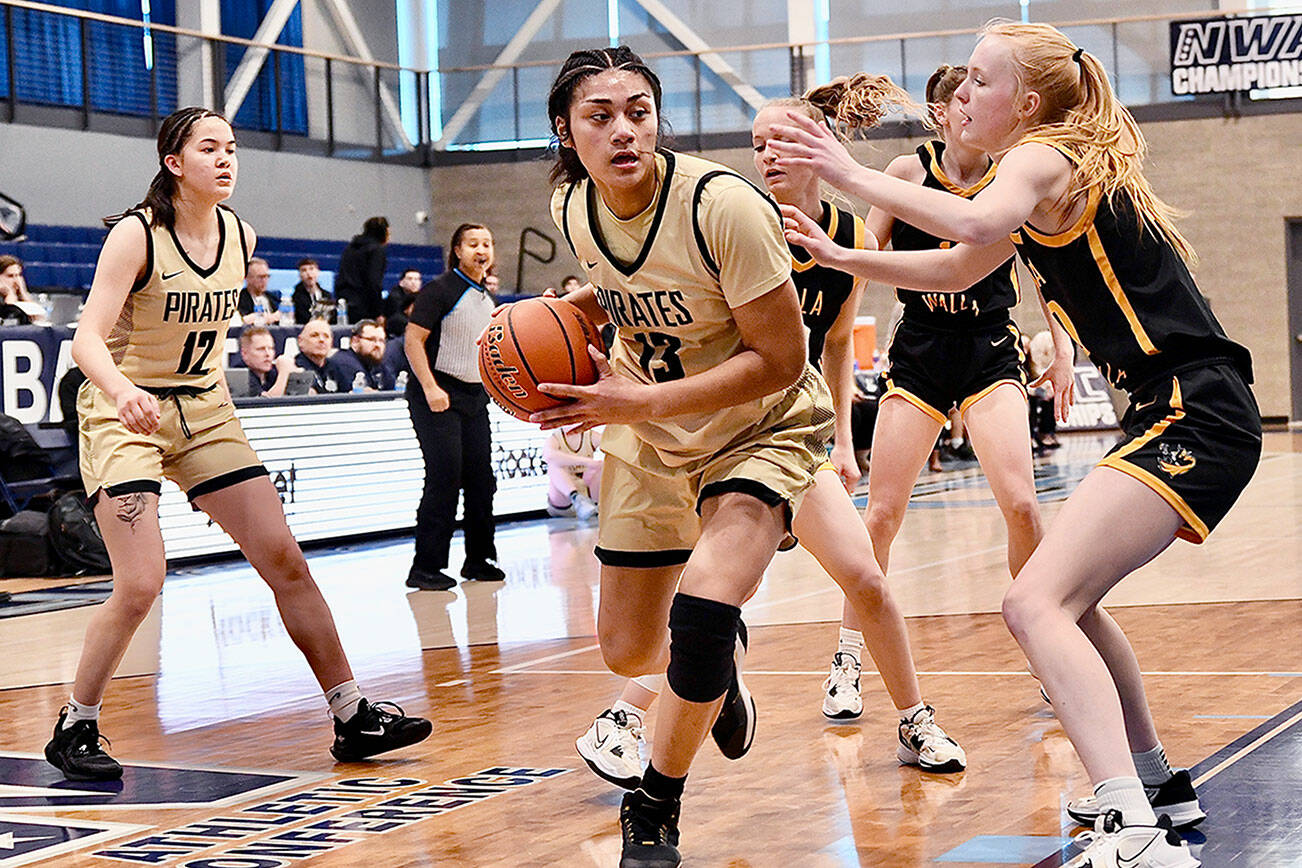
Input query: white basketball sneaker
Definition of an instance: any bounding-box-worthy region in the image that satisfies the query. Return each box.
[897,705,967,773]
[1064,810,1198,867]
[1067,770,1206,830]
[821,652,863,720]
[575,708,644,790]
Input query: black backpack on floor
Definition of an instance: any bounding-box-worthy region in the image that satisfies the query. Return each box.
[48,493,111,575]
[0,510,53,576]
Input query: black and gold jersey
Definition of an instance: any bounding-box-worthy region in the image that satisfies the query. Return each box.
[106,205,247,389]
[1009,141,1251,393]
[891,141,1018,327]
[792,201,863,369]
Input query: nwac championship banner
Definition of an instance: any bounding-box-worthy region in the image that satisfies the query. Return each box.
[1170,13,1302,95]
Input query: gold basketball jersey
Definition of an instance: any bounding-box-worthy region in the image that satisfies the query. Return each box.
[551,150,804,467]
[106,205,247,389]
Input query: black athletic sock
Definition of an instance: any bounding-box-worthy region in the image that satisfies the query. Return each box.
[640,763,685,803]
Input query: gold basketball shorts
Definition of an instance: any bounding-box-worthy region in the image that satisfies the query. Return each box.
[595,369,835,567]
[78,379,266,503]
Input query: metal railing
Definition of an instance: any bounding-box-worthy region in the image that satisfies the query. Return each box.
[0,0,1292,163]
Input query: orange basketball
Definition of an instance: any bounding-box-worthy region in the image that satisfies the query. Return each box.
[478,297,603,421]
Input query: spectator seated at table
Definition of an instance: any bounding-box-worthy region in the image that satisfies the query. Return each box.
[294,318,335,392]
[384,268,421,338]
[1,255,48,325]
[292,257,335,325]
[237,257,282,325]
[239,325,298,397]
[326,319,392,392]
[381,334,409,389]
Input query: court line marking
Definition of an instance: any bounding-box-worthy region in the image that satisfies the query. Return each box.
[1191,707,1302,788]
[741,544,1009,614]
[499,669,1302,678]
[490,642,601,675]
[485,545,1009,675]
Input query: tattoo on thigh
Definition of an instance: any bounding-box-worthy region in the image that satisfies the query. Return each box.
[114,492,148,528]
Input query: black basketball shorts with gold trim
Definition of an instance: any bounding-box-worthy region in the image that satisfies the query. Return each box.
[78,379,267,504]
[1097,362,1260,543]
[883,316,1026,423]
[595,368,836,568]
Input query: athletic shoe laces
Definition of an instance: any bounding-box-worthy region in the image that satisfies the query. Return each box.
[66,722,112,756]
[357,701,407,729]
[609,710,646,744]
[822,653,860,695]
[622,795,677,848]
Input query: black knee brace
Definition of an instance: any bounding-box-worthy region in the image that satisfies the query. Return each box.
[665,593,740,703]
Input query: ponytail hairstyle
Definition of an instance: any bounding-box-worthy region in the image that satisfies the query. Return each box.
[981,19,1197,265]
[923,64,967,136]
[104,106,228,230]
[802,73,921,139]
[447,222,489,272]
[547,46,668,186]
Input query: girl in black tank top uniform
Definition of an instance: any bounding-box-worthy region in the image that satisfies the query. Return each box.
[773,24,1258,866]
[789,68,1060,724]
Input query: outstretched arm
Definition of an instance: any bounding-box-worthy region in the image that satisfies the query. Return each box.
[782,203,1017,293]
[769,113,1065,246]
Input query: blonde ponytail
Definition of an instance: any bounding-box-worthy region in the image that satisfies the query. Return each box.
[803,73,921,137]
[982,20,1197,267]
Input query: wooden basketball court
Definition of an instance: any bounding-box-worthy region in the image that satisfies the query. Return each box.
[0,431,1297,866]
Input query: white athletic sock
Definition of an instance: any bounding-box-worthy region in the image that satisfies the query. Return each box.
[325,680,363,723]
[612,699,646,725]
[837,627,864,664]
[1094,776,1157,826]
[631,674,663,696]
[897,701,926,722]
[1132,743,1173,787]
[64,697,100,728]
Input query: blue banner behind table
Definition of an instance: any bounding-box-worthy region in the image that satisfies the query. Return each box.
[0,324,355,424]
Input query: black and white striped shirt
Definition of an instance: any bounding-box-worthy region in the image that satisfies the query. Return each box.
[408,268,495,385]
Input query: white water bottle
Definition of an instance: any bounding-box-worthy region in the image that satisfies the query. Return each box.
[352,371,366,393]
[395,370,408,392]
[336,298,349,326]
[253,297,267,325]
[278,293,294,323]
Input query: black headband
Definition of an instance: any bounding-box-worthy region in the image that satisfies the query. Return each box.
[1072,48,1084,63]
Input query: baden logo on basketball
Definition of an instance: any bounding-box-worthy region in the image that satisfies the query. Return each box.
[482,322,530,400]
[1157,443,1196,477]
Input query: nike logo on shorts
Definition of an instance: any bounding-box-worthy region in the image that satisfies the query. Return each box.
[990,335,1010,347]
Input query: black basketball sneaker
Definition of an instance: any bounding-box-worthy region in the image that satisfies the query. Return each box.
[330,699,433,762]
[710,620,756,760]
[44,707,123,781]
[619,788,681,868]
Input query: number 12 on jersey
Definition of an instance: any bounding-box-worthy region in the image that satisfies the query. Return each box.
[176,329,218,376]
[633,331,684,383]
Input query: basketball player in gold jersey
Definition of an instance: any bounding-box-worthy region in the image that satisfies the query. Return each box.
[44,107,431,782]
[572,84,967,797]
[537,47,834,867]
[774,21,1261,867]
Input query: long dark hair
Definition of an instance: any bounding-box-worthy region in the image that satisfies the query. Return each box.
[361,216,389,242]
[105,106,228,229]
[447,223,489,271]
[547,46,667,187]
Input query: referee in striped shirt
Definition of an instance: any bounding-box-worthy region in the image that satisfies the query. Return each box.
[403,223,504,591]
